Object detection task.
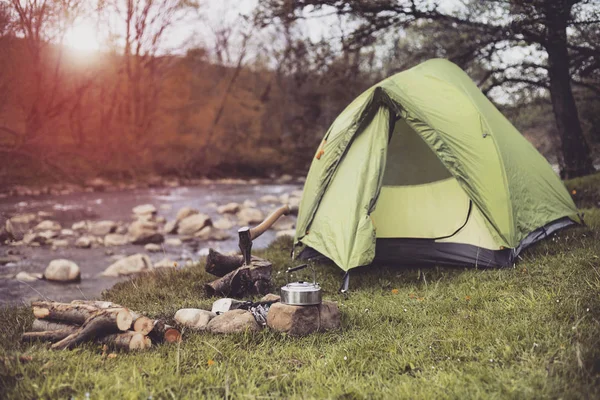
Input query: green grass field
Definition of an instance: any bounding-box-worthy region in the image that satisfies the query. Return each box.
[1,178,600,399]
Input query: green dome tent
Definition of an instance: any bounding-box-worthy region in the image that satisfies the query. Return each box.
[293,59,580,274]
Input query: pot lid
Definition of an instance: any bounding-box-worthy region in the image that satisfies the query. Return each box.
[283,281,320,292]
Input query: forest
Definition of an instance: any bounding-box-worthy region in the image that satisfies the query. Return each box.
[0,0,599,186]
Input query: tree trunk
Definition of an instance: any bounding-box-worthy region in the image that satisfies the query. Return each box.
[545,2,595,179]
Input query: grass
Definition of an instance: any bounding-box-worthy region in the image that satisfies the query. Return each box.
[1,178,600,399]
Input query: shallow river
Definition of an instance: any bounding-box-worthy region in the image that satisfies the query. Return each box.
[0,182,302,305]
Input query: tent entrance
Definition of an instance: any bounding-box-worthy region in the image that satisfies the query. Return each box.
[371,119,471,239]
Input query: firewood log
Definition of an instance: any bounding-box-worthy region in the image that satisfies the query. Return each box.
[51,308,133,350]
[70,300,122,309]
[98,331,150,351]
[205,260,272,298]
[131,312,154,335]
[31,319,78,332]
[32,301,99,325]
[22,328,78,343]
[148,319,181,343]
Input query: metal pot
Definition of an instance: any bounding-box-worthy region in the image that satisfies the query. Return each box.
[280,264,322,306]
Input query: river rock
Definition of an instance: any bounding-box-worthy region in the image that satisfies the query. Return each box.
[279,193,290,204]
[60,229,76,237]
[102,253,153,277]
[276,174,293,184]
[34,220,61,231]
[242,200,257,208]
[288,197,301,208]
[165,238,182,247]
[276,229,296,238]
[194,226,230,241]
[211,298,246,314]
[104,233,129,246]
[237,208,264,225]
[164,220,178,234]
[266,301,341,336]
[178,213,212,236]
[128,220,164,245]
[44,259,80,282]
[15,271,42,282]
[217,203,240,214]
[291,190,303,198]
[207,309,261,334]
[144,243,162,252]
[155,258,177,268]
[213,218,234,231]
[132,204,157,218]
[71,221,89,232]
[272,215,295,231]
[176,207,199,223]
[0,255,20,265]
[6,213,37,240]
[75,236,94,248]
[89,220,117,236]
[260,293,281,302]
[86,177,111,191]
[51,239,70,250]
[174,309,216,330]
[259,195,279,204]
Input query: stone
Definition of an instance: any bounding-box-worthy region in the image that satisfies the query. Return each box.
[160,204,172,211]
[37,211,53,218]
[15,271,42,282]
[194,226,230,241]
[288,197,301,208]
[144,243,162,252]
[0,255,20,265]
[217,202,240,214]
[242,200,257,208]
[259,195,279,204]
[60,229,76,237]
[34,220,61,231]
[279,193,290,204]
[71,221,89,232]
[44,259,80,282]
[51,239,70,250]
[86,177,111,191]
[174,308,216,330]
[104,233,129,246]
[89,220,117,236]
[165,238,182,247]
[266,301,341,336]
[237,208,264,225]
[291,190,303,198]
[164,220,178,234]
[155,216,166,224]
[211,298,246,314]
[6,213,37,240]
[276,229,296,238]
[128,220,164,245]
[75,236,93,248]
[207,309,261,334]
[102,254,153,277]
[155,258,177,268]
[260,293,281,303]
[177,213,212,236]
[272,215,295,231]
[176,207,199,223]
[276,174,293,183]
[132,204,157,217]
[213,218,234,231]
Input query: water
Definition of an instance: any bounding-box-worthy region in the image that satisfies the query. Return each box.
[0,182,302,305]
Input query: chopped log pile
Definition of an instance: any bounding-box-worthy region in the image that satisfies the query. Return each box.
[22,300,181,351]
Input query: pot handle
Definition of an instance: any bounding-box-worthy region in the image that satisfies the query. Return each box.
[286,263,316,285]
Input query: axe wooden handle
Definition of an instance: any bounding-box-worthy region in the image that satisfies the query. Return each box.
[249,204,292,240]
